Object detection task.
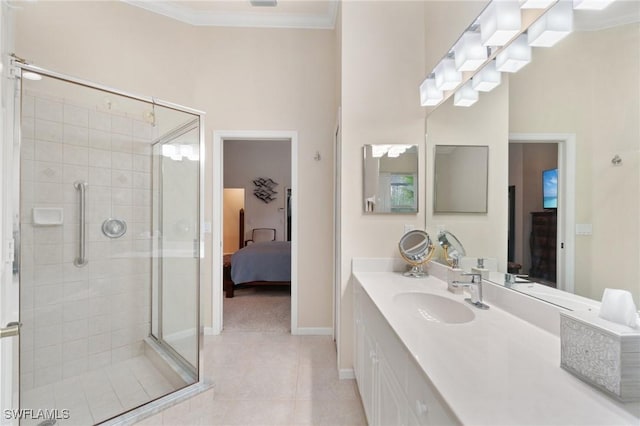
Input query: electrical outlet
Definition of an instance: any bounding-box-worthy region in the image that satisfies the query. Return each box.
[404,224,415,234]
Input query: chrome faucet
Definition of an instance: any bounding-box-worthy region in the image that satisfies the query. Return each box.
[452,273,490,310]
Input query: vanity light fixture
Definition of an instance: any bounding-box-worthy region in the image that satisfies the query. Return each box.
[434,58,462,91]
[520,0,557,8]
[472,60,502,92]
[479,1,522,46]
[528,0,573,47]
[420,77,444,106]
[453,82,479,107]
[572,0,615,10]
[496,34,532,72]
[454,32,488,71]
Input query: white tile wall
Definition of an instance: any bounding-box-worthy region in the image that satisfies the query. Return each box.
[20,92,155,390]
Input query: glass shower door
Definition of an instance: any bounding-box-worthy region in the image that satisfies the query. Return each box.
[151,119,200,371]
[16,64,202,425]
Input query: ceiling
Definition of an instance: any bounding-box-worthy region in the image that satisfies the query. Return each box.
[122,0,339,29]
[122,0,639,32]
[574,0,640,31]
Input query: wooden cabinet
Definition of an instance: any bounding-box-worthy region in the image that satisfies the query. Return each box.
[529,211,557,284]
[354,281,459,426]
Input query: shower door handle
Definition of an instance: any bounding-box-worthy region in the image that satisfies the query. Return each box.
[74,181,88,267]
[0,322,20,339]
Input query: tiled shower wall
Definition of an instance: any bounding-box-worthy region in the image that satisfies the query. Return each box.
[20,91,155,390]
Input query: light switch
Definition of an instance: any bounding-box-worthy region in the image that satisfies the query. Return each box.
[575,223,592,235]
[203,222,212,233]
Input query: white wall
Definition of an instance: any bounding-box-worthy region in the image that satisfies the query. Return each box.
[339,0,426,371]
[193,26,336,330]
[15,1,337,331]
[509,23,640,303]
[224,140,291,243]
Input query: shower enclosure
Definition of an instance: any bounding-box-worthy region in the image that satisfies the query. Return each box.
[11,63,204,425]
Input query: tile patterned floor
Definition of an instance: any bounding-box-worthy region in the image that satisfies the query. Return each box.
[20,355,175,426]
[136,332,367,426]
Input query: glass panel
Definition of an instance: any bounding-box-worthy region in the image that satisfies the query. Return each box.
[151,121,199,370]
[19,71,199,424]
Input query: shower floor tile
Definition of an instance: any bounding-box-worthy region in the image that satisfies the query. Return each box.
[21,354,175,425]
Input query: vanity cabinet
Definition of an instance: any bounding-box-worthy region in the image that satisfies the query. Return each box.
[354,281,459,426]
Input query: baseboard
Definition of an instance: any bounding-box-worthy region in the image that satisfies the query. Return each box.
[339,369,355,380]
[292,327,333,336]
[204,327,220,335]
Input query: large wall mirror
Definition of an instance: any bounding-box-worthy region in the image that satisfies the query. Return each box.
[363,144,418,214]
[434,145,488,213]
[425,1,640,308]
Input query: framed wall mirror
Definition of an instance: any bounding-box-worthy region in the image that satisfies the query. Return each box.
[433,145,488,214]
[363,144,418,214]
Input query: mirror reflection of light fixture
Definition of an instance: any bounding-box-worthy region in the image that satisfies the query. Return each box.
[371,144,412,158]
[434,58,462,91]
[528,0,573,47]
[520,0,557,8]
[454,81,479,107]
[496,34,532,72]
[162,144,199,161]
[454,32,488,72]
[472,60,502,92]
[479,1,522,46]
[572,0,615,10]
[419,77,444,106]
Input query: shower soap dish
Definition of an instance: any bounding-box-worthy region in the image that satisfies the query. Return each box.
[33,207,63,226]
[560,310,640,402]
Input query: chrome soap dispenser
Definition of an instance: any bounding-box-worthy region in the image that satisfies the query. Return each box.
[471,257,490,280]
[447,256,464,294]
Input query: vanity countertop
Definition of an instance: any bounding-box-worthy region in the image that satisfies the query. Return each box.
[353,270,640,425]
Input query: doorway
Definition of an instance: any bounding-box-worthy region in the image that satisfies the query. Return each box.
[212,131,298,335]
[508,133,576,293]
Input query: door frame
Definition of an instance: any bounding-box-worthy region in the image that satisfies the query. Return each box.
[509,133,576,293]
[212,130,298,334]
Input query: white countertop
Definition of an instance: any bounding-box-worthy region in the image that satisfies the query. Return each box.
[353,270,640,425]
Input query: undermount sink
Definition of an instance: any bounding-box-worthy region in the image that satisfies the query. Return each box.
[393,292,475,324]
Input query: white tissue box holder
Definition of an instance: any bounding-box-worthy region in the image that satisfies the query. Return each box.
[560,310,640,402]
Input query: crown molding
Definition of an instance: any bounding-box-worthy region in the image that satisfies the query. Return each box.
[122,0,338,30]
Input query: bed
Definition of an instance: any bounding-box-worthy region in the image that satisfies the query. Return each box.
[223,209,291,298]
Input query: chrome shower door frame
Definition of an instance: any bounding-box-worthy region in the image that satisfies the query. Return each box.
[150,117,201,378]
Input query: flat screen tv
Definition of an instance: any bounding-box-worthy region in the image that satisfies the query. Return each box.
[543,168,558,209]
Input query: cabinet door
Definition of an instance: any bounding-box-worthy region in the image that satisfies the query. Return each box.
[354,289,363,383]
[361,331,378,425]
[407,359,459,425]
[378,350,408,426]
